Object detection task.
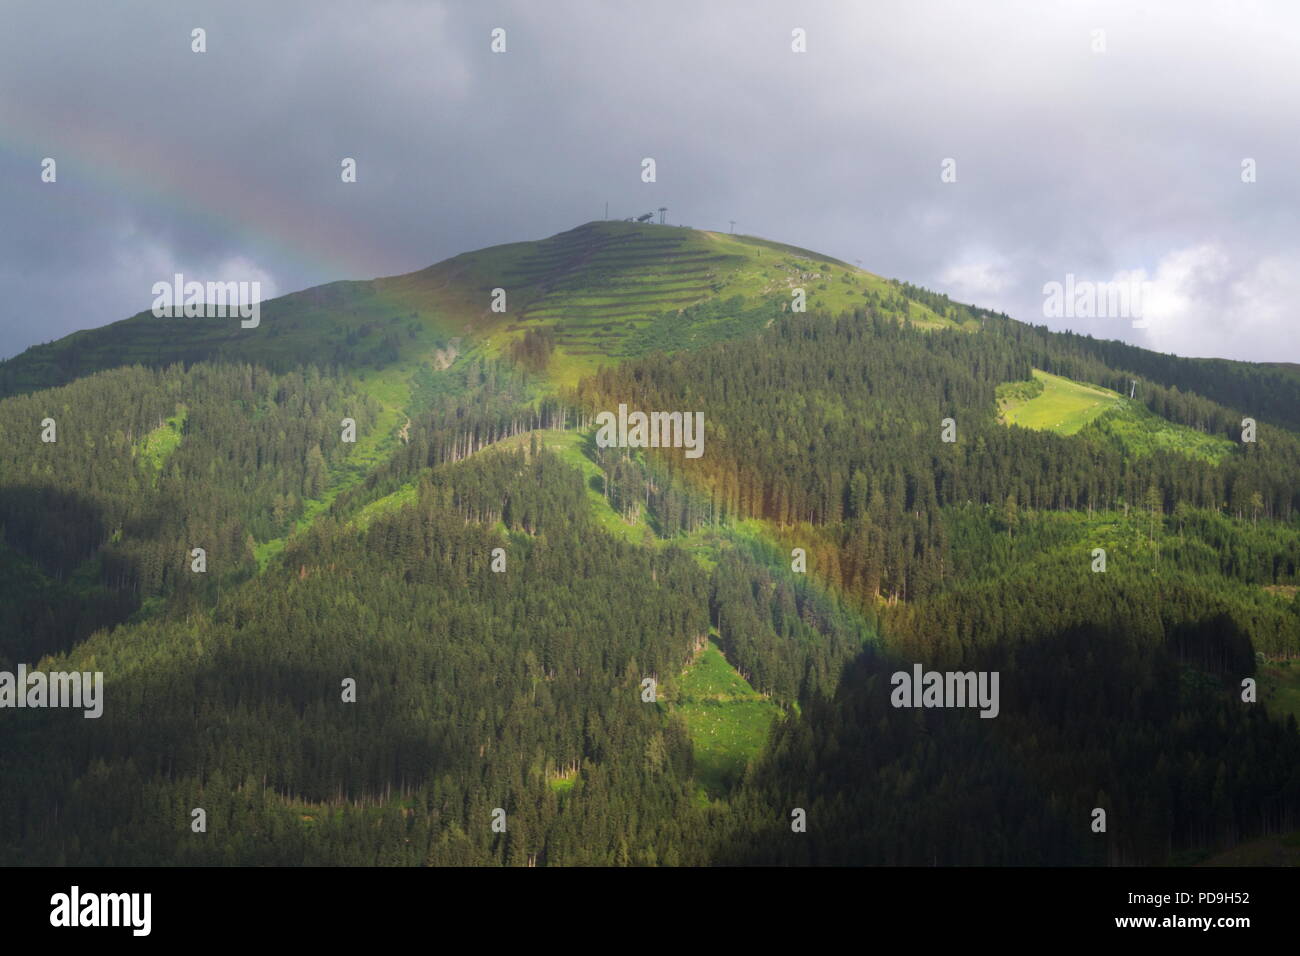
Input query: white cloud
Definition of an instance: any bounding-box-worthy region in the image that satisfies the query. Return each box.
[3,0,1299,361]
[1132,244,1300,361]
[216,256,279,303]
[940,256,1013,301]
[106,225,279,310]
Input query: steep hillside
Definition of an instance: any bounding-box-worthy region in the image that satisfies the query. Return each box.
[2,221,1298,867]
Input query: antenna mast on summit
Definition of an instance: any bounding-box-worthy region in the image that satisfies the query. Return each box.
[729,220,736,234]
[658,207,667,225]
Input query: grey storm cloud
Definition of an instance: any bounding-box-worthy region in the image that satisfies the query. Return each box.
[1,0,1297,361]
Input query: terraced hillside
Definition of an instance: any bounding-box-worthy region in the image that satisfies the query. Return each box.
[392,221,972,385]
[0,221,969,396]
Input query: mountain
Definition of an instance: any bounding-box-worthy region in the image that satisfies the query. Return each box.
[1,222,1298,866]
[0,221,971,396]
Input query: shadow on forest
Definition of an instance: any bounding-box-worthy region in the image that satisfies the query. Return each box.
[717,609,1277,866]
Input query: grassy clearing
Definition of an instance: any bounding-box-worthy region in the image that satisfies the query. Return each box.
[999,369,1121,434]
[547,768,578,794]
[999,369,1235,463]
[671,640,781,802]
[134,403,187,478]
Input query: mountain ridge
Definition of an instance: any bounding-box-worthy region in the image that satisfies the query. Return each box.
[0,220,974,397]
[6,221,1298,435]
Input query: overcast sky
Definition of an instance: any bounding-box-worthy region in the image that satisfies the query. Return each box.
[2,0,1297,362]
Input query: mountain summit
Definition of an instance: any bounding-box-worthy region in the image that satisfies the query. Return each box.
[1,221,973,396]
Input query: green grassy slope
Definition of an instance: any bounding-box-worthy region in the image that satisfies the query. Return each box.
[999,369,1236,462]
[388,221,963,386]
[670,639,781,802]
[134,403,188,478]
[998,369,1121,434]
